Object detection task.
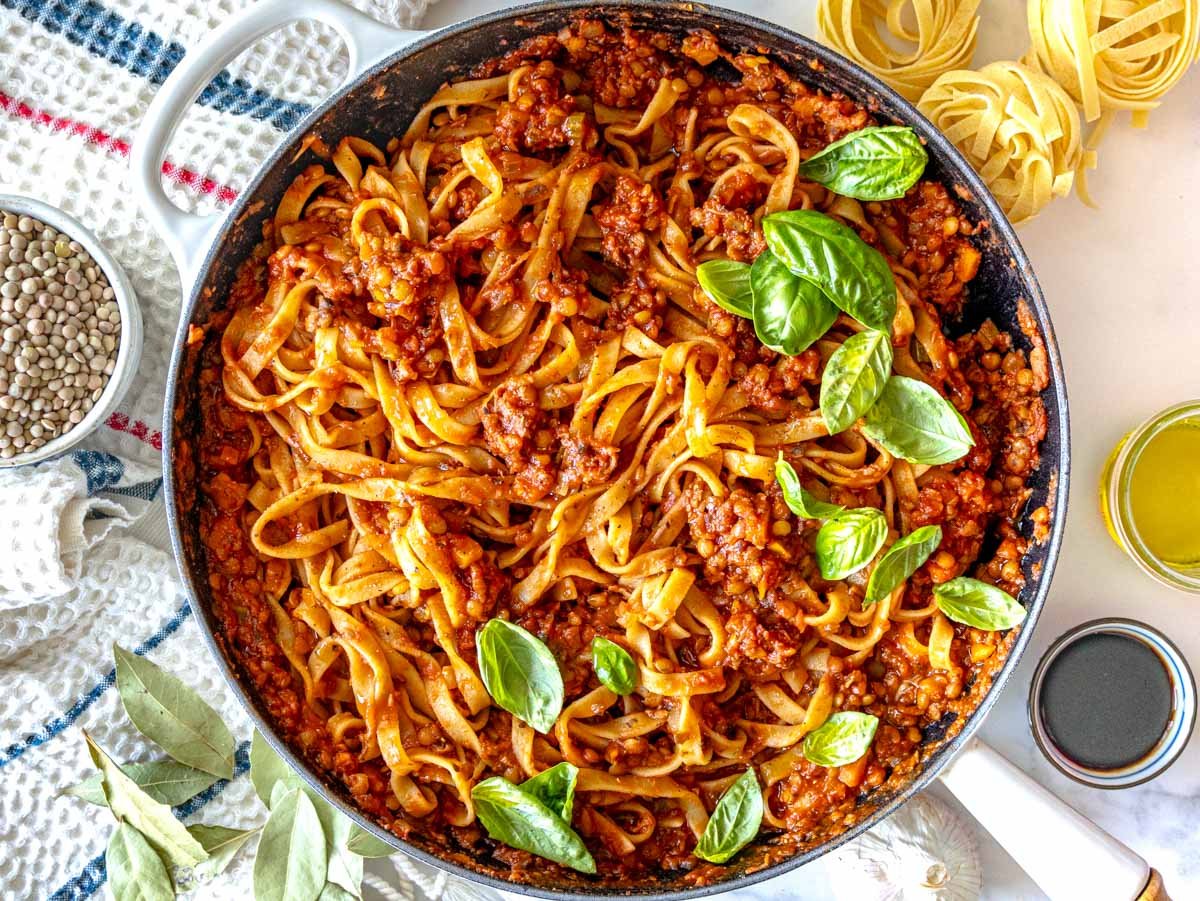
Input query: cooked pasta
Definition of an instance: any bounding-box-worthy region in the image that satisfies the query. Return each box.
[195,19,1050,887]
[816,0,983,101]
[918,61,1090,224]
[1026,0,1200,125]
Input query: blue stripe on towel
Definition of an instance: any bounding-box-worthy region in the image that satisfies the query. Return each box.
[49,740,253,901]
[109,478,164,502]
[0,602,192,769]
[1,0,310,131]
[71,450,124,495]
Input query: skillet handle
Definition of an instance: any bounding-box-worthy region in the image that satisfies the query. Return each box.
[939,738,1161,900]
[131,0,423,286]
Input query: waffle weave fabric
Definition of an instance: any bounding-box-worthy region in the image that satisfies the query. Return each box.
[0,1,499,898]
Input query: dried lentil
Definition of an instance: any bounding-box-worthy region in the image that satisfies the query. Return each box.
[0,209,121,459]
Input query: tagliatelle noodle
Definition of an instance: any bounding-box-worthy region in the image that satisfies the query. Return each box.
[816,0,983,101]
[918,61,1090,224]
[1026,0,1200,125]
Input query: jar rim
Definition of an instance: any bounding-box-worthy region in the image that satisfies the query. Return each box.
[1106,400,1200,593]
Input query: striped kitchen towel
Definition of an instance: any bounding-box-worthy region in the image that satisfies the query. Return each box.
[0,2,511,899]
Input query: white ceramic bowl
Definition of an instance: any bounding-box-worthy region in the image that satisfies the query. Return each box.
[0,194,143,468]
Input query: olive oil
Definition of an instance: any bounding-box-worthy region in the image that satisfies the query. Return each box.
[1102,402,1200,592]
[1127,419,1200,566]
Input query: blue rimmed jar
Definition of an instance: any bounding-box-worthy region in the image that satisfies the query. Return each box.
[1029,618,1196,789]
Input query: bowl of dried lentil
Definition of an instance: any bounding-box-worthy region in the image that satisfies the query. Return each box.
[0,194,142,466]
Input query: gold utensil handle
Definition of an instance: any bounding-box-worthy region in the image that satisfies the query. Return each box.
[1138,869,1169,901]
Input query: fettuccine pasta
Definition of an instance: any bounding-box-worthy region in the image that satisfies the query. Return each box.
[194,18,1050,888]
[816,0,983,101]
[918,61,1089,223]
[1026,0,1200,124]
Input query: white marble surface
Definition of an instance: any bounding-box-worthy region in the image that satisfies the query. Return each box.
[406,1,1200,897]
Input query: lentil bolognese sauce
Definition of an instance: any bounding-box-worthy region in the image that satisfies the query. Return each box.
[193,18,1051,888]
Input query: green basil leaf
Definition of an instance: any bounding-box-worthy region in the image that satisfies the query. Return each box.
[862,376,974,465]
[254,788,328,901]
[521,761,579,823]
[113,643,235,779]
[934,577,1026,630]
[107,821,176,901]
[62,759,217,808]
[750,250,839,355]
[188,824,259,884]
[346,825,395,858]
[693,768,763,864]
[775,458,845,520]
[591,636,638,695]
[697,259,753,318]
[476,619,565,734]
[251,729,304,806]
[815,509,888,581]
[83,731,208,868]
[472,777,597,873]
[798,126,928,200]
[803,711,879,767]
[820,329,893,435]
[865,525,943,605]
[762,209,896,334]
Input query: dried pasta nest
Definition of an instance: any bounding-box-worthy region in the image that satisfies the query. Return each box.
[1026,0,1200,125]
[917,61,1088,224]
[816,0,983,101]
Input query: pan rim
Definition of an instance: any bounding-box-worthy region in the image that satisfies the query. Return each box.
[160,2,1072,898]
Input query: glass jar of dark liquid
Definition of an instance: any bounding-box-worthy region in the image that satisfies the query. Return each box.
[1028,619,1195,788]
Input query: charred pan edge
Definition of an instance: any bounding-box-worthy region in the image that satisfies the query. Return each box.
[162,2,1070,898]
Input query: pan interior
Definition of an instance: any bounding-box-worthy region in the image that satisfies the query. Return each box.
[165,3,1068,897]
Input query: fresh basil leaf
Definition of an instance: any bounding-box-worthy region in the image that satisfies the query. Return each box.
[83,731,208,868]
[934,577,1026,631]
[750,250,839,355]
[62,759,217,808]
[697,259,753,318]
[693,768,763,864]
[820,329,893,435]
[113,642,235,779]
[472,777,597,873]
[815,509,888,581]
[762,209,896,334]
[803,711,879,767]
[107,821,176,901]
[188,824,259,884]
[862,376,974,465]
[591,637,637,695]
[254,788,328,901]
[865,525,943,605]
[521,761,579,823]
[251,729,303,805]
[476,619,565,734]
[798,126,928,201]
[775,458,845,520]
[346,825,395,858]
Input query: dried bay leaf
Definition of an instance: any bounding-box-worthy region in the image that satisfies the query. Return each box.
[113,643,235,778]
[84,732,207,868]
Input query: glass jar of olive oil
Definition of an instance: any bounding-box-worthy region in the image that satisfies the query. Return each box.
[1101,401,1200,592]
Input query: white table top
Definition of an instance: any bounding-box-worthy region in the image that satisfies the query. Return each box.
[419,1,1200,897]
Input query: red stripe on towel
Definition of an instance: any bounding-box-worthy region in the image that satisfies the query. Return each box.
[0,91,239,204]
[106,412,163,451]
